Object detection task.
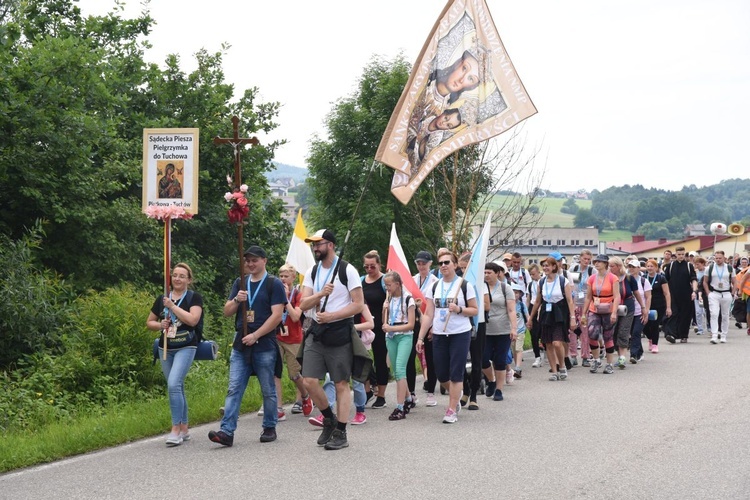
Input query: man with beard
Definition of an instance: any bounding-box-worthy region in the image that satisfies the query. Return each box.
[299,229,364,450]
[664,246,698,343]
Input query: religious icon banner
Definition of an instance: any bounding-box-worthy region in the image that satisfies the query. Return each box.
[142,128,200,215]
[375,0,537,205]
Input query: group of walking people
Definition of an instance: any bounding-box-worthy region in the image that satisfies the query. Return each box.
[147,230,748,450]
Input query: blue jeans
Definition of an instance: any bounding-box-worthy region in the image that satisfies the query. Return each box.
[630,315,645,358]
[221,347,278,433]
[159,346,196,426]
[323,374,367,413]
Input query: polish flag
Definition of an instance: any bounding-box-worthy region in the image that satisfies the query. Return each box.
[386,223,425,311]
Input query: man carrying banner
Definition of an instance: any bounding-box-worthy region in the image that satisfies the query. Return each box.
[299,229,364,450]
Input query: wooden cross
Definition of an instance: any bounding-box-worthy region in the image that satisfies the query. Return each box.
[214,116,260,336]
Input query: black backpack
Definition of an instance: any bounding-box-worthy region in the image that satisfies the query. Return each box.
[310,259,350,287]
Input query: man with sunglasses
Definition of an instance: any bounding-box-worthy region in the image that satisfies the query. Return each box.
[300,229,364,450]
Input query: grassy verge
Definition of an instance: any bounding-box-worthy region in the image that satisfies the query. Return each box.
[0,360,300,473]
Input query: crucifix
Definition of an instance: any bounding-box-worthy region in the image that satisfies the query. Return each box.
[214,115,260,336]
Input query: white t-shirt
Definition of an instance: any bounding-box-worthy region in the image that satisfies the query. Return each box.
[508,268,531,297]
[302,259,362,322]
[386,293,415,335]
[538,276,571,304]
[424,276,476,335]
[634,275,652,316]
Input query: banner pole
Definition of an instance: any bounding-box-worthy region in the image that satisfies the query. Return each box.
[163,217,171,361]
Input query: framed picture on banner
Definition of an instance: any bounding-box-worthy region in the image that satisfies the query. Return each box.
[142,128,200,215]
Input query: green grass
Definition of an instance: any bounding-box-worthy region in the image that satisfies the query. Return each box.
[0,360,300,473]
[599,229,633,242]
[488,195,593,228]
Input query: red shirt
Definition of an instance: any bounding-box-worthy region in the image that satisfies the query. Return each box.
[278,286,303,344]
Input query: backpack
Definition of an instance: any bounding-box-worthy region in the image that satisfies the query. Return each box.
[184,290,204,341]
[666,260,695,281]
[705,263,734,292]
[432,277,470,306]
[310,259,350,287]
[360,274,386,292]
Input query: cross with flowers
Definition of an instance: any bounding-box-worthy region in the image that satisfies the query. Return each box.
[213,116,260,336]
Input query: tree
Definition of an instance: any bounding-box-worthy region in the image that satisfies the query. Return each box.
[574,208,603,231]
[560,197,579,215]
[0,1,288,294]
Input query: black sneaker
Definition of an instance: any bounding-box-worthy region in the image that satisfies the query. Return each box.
[404,399,416,414]
[324,429,349,450]
[371,396,387,409]
[564,357,573,370]
[485,381,496,398]
[317,417,338,446]
[665,334,676,344]
[208,430,233,447]
[259,427,276,443]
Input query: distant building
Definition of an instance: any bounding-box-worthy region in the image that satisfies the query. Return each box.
[487,226,599,264]
[684,224,706,237]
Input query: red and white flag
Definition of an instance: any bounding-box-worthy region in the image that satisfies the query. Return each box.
[375,0,537,205]
[386,223,425,311]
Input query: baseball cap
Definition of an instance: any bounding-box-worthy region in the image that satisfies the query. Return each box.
[549,251,563,261]
[627,260,640,268]
[414,251,432,263]
[688,251,698,257]
[244,245,267,258]
[501,252,513,261]
[304,229,336,245]
[497,261,508,273]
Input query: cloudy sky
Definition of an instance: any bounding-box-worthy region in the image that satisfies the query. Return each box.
[78,0,750,193]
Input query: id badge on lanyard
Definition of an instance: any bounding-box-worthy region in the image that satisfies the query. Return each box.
[439,309,448,322]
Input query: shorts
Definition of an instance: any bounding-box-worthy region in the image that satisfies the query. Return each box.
[278,340,302,379]
[274,343,283,378]
[482,334,512,370]
[432,330,472,383]
[513,332,526,353]
[300,334,352,383]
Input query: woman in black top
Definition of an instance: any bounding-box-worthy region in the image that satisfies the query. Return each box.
[362,250,388,408]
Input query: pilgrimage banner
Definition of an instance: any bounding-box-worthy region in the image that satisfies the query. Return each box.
[142,128,200,214]
[375,0,537,205]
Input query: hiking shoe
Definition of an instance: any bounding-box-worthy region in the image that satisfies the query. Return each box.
[388,408,406,421]
[665,334,676,344]
[532,357,542,368]
[308,414,324,427]
[277,409,286,422]
[208,430,233,447]
[590,359,601,374]
[485,381,496,397]
[581,357,591,367]
[324,429,349,450]
[493,389,504,401]
[317,417,338,446]
[617,356,626,369]
[291,401,303,414]
[165,433,183,447]
[559,369,568,381]
[371,397,387,409]
[425,394,437,407]
[630,356,637,364]
[514,369,522,379]
[468,400,479,410]
[564,357,573,370]
[603,364,614,374]
[350,412,367,425]
[259,427,277,443]
[442,409,458,423]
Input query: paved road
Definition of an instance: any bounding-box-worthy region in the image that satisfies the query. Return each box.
[3,326,750,500]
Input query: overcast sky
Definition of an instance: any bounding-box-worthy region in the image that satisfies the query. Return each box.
[78,0,750,193]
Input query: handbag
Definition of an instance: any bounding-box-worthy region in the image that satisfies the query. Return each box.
[360,328,375,349]
[309,319,353,347]
[594,302,612,315]
[167,329,196,349]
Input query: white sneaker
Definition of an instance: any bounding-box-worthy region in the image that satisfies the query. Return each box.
[710,334,718,344]
[165,433,183,447]
[425,394,437,407]
[532,357,542,368]
[505,369,514,385]
[720,336,727,343]
[442,409,458,424]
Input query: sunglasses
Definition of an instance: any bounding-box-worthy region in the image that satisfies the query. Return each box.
[363,264,378,270]
[438,260,452,266]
